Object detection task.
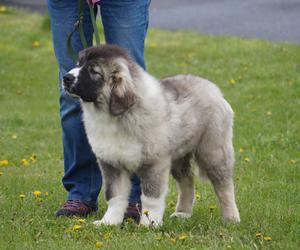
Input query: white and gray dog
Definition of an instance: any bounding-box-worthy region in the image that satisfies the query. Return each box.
[63,44,240,226]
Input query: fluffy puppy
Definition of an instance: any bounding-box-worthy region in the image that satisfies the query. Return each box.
[63,44,240,226]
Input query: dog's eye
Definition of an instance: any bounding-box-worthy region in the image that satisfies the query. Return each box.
[89,67,104,79]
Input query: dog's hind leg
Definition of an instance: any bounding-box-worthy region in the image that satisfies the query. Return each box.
[195,129,240,223]
[170,154,195,219]
[137,157,171,227]
[93,161,131,226]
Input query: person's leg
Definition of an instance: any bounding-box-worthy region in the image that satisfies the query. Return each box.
[47,0,101,211]
[100,0,151,205]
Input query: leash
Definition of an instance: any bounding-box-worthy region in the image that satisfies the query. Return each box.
[67,0,101,62]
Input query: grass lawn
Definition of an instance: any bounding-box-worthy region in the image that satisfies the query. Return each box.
[0,7,299,250]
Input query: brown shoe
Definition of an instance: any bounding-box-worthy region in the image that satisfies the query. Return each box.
[56,200,96,217]
[123,203,142,223]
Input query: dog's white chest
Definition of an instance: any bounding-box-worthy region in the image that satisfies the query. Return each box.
[83,107,143,171]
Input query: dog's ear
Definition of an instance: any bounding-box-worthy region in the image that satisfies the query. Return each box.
[109,73,137,116]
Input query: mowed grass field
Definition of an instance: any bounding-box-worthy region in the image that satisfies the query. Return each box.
[0,7,299,250]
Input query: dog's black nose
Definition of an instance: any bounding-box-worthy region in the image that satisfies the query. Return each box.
[63,74,75,88]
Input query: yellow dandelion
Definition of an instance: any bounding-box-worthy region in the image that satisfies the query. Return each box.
[0,6,7,13]
[77,219,86,224]
[149,42,157,48]
[266,111,272,116]
[288,159,296,164]
[0,160,9,167]
[73,224,82,231]
[21,159,29,166]
[155,235,163,241]
[239,148,244,153]
[229,79,236,85]
[0,171,3,176]
[33,191,42,197]
[143,210,149,216]
[209,204,217,210]
[125,218,135,224]
[11,134,17,139]
[95,240,103,248]
[103,232,112,240]
[45,192,49,196]
[244,157,250,162]
[30,154,37,163]
[255,232,262,238]
[32,41,41,48]
[195,193,201,200]
[170,237,176,243]
[168,201,175,207]
[263,236,272,241]
[19,194,25,199]
[178,233,188,241]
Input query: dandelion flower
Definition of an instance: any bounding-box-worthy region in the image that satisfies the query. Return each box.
[30,154,37,163]
[168,201,175,207]
[32,41,41,48]
[209,204,217,210]
[239,148,244,153]
[77,219,86,224]
[45,192,49,196]
[255,232,262,237]
[0,160,9,167]
[244,157,250,162]
[229,79,236,85]
[11,134,17,139]
[143,210,149,216]
[95,240,103,248]
[288,159,296,164]
[103,232,112,240]
[263,236,272,241]
[149,42,157,48]
[73,225,82,231]
[0,6,7,13]
[155,235,162,241]
[170,237,176,243]
[19,194,25,199]
[21,159,29,166]
[33,191,42,197]
[178,233,188,241]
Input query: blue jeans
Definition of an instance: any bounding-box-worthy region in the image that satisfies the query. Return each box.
[47,0,150,207]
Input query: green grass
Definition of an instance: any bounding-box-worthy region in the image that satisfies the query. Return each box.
[0,7,300,250]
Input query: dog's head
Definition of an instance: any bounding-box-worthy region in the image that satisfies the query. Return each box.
[63,45,138,116]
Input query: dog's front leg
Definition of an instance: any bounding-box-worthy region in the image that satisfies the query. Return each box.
[137,157,171,227]
[93,161,131,226]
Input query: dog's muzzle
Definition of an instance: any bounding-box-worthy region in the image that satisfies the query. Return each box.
[63,73,75,89]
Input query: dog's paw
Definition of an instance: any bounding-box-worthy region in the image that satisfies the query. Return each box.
[93,215,123,226]
[93,220,104,227]
[223,213,240,223]
[170,212,192,219]
[139,214,162,227]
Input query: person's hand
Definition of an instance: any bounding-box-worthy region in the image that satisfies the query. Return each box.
[87,0,101,5]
